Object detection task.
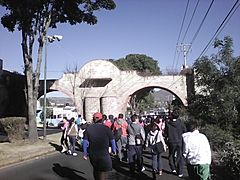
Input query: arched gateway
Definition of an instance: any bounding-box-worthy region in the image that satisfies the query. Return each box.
[50,60,189,122]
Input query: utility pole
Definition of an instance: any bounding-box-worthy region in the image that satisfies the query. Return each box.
[43,35,63,140]
[177,43,191,69]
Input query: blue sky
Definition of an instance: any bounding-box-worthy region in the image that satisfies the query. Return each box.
[1,0,240,80]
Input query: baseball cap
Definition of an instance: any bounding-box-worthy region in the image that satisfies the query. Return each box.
[93,112,103,121]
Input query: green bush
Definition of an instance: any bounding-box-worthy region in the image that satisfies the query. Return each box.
[201,124,234,151]
[0,117,26,142]
[221,140,240,180]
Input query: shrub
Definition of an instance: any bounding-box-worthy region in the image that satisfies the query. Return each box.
[201,124,234,151]
[220,140,240,180]
[0,117,26,142]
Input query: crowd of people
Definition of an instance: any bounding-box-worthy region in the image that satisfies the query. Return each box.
[59,109,212,180]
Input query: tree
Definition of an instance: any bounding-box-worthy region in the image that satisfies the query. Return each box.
[64,62,80,107]
[188,37,240,135]
[111,54,162,76]
[0,0,116,142]
[129,88,155,114]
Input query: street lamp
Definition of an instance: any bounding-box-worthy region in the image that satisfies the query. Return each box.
[43,35,63,140]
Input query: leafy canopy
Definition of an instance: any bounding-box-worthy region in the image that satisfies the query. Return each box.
[188,36,240,135]
[111,54,161,76]
[1,0,116,32]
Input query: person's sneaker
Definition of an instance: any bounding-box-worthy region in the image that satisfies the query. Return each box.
[178,174,183,178]
[61,148,66,153]
[67,150,72,155]
[72,152,77,156]
[172,170,177,174]
[141,166,146,172]
[158,171,162,175]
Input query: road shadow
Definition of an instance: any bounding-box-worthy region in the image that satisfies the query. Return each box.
[111,157,152,180]
[49,142,62,152]
[52,163,87,180]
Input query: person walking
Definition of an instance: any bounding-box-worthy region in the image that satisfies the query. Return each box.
[145,122,167,176]
[183,121,211,180]
[165,108,186,178]
[60,117,69,153]
[76,114,82,131]
[113,113,128,162]
[127,114,145,176]
[66,117,78,156]
[83,112,116,180]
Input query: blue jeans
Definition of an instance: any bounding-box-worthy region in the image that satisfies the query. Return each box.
[152,152,163,172]
[68,135,77,153]
[116,136,127,160]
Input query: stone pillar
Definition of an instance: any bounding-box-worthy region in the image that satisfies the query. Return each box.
[84,97,100,123]
[101,96,118,117]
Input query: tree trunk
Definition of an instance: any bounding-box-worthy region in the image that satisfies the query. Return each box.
[21,31,38,142]
[26,69,38,142]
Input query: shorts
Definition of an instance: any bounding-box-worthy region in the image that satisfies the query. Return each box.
[89,155,112,172]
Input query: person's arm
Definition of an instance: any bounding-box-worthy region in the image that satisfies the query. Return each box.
[110,139,117,154]
[82,130,89,160]
[140,127,146,141]
[82,139,89,159]
[159,130,167,151]
[145,133,150,147]
[75,124,78,137]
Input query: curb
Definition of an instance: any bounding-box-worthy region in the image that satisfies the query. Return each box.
[0,133,61,169]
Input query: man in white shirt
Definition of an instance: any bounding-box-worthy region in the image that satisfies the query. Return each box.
[182,121,211,180]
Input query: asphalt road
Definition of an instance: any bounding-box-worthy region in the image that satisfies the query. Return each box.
[0,145,189,180]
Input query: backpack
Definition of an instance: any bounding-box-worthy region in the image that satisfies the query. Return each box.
[130,124,144,146]
[114,127,122,141]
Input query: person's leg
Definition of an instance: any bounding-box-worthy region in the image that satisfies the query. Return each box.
[135,146,143,172]
[68,136,73,154]
[93,170,107,180]
[116,139,123,160]
[60,132,66,152]
[168,143,177,172]
[152,154,158,172]
[64,136,69,150]
[175,144,184,175]
[127,145,136,174]
[197,164,210,180]
[72,136,77,155]
[158,153,163,174]
[187,164,194,179]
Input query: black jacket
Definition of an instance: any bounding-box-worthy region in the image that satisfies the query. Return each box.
[165,118,186,144]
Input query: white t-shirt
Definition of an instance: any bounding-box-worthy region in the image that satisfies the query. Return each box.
[183,130,211,165]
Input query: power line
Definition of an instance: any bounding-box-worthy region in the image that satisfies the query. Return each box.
[172,0,190,70]
[181,0,200,43]
[198,0,240,58]
[176,0,190,43]
[190,0,215,45]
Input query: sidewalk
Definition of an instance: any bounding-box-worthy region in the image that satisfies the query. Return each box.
[0,132,61,168]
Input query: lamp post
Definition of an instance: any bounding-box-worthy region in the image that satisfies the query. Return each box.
[43,35,63,140]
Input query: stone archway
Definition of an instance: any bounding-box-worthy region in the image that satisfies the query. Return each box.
[50,59,189,122]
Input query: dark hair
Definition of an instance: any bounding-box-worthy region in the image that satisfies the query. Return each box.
[69,117,75,126]
[118,113,124,118]
[186,120,199,132]
[108,114,114,120]
[171,108,180,119]
[103,114,107,120]
[131,114,138,122]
